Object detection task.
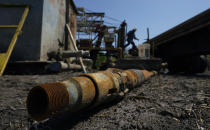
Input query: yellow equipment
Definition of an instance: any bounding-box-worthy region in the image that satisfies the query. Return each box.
[0,5,29,76]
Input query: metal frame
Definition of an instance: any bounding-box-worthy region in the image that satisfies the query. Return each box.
[0,4,29,76]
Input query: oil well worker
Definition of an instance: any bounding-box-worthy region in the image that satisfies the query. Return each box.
[124,28,139,49]
[90,24,107,69]
[94,24,107,48]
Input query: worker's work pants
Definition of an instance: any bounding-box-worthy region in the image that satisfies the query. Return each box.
[124,40,136,48]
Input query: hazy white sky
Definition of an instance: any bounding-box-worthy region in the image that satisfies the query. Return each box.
[75,0,210,44]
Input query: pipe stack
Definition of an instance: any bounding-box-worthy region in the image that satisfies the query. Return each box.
[26,68,157,121]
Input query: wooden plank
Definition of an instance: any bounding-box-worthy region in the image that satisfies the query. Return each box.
[66,24,87,73]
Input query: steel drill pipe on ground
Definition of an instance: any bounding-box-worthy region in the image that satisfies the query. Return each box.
[26,69,157,121]
[26,76,95,121]
[80,71,120,107]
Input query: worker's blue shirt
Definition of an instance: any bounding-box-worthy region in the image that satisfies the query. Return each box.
[127,30,138,42]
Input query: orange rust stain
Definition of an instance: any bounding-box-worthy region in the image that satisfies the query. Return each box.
[81,72,117,105]
[72,77,96,105]
[39,82,69,116]
[141,70,154,79]
[123,70,136,87]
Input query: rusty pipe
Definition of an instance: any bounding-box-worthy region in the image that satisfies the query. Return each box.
[80,71,120,107]
[26,82,69,121]
[61,50,90,58]
[27,69,156,121]
[46,61,84,72]
[141,70,157,80]
[27,77,95,121]
[106,68,145,87]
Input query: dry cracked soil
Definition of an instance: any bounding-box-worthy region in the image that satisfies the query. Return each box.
[0,71,210,130]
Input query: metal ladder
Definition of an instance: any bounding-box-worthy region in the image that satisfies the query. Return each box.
[0,5,29,76]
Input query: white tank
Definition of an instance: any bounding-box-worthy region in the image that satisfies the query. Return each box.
[138,43,150,59]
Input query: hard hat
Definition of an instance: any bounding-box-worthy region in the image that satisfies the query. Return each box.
[133,27,137,31]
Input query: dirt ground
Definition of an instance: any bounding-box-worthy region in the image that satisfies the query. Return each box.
[0,71,210,130]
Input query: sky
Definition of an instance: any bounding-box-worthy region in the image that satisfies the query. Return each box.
[74,0,210,44]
